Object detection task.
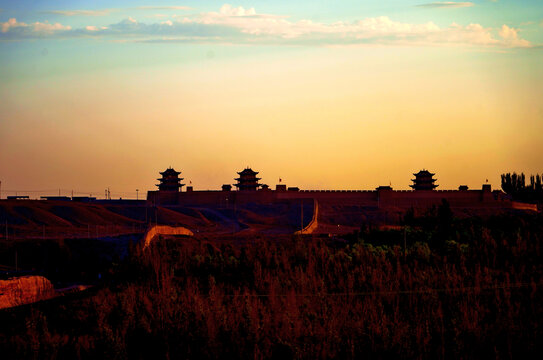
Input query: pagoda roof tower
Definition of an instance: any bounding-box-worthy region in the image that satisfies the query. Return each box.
[234,168,263,191]
[410,169,438,191]
[157,167,185,192]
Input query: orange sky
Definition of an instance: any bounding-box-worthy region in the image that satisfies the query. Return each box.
[1,43,542,198]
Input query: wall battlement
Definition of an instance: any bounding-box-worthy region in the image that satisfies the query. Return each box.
[147,184,513,210]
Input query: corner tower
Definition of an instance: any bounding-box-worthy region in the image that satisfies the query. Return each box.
[234,168,262,191]
[410,170,438,190]
[157,167,185,192]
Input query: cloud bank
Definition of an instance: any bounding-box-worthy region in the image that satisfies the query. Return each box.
[1,18,71,34]
[417,2,475,8]
[43,9,114,17]
[0,4,533,48]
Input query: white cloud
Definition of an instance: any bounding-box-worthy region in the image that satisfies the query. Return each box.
[2,18,25,33]
[498,25,531,47]
[45,9,114,16]
[43,6,191,17]
[33,22,71,33]
[417,2,475,8]
[0,5,534,49]
[1,18,71,34]
[176,5,529,47]
[218,4,256,16]
[136,6,191,11]
[145,14,169,19]
[85,25,108,31]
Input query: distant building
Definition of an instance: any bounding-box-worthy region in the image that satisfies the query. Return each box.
[157,168,185,192]
[72,196,97,202]
[410,170,438,190]
[40,196,71,201]
[222,184,232,191]
[276,184,287,191]
[146,166,513,213]
[234,168,263,191]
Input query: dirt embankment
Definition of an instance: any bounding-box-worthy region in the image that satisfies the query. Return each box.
[0,275,56,309]
[143,225,194,249]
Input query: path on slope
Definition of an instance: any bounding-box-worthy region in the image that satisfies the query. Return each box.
[143,225,194,249]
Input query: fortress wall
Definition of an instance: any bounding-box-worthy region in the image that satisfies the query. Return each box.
[277,190,377,202]
[148,188,512,209]
[378,190,509,208]
[178,191,226,206]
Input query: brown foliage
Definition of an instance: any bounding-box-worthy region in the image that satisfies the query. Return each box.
[1,213,542,359]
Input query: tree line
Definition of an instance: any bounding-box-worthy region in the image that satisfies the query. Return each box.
[501,172,543,202]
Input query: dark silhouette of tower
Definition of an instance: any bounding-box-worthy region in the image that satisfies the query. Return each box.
[234,168,262,191]
[410,170,438,190]
[157,168,185,191]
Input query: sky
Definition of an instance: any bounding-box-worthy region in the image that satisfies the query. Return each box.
[0,1,542,198]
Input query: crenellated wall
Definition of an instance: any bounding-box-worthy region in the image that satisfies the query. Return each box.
[147,185,513,210]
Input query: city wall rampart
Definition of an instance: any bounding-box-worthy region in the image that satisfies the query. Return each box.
[147,186,512,210]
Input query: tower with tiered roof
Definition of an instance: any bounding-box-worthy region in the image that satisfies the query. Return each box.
[234,168,262,191]
[157,168,185,192]
[410,170,438,190]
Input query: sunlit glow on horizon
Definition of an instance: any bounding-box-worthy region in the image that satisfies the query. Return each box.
[1,2,542,198]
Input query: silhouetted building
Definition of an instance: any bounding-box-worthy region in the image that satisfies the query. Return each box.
[235,168,262,191]
[410,170,438,190]
[157,168,185,192]
[40,196,71,201]
[146,166,513,213]
[72,196,97,202]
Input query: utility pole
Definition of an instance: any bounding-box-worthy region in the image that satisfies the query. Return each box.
[136,189,139,201]
[0,180,2,199]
